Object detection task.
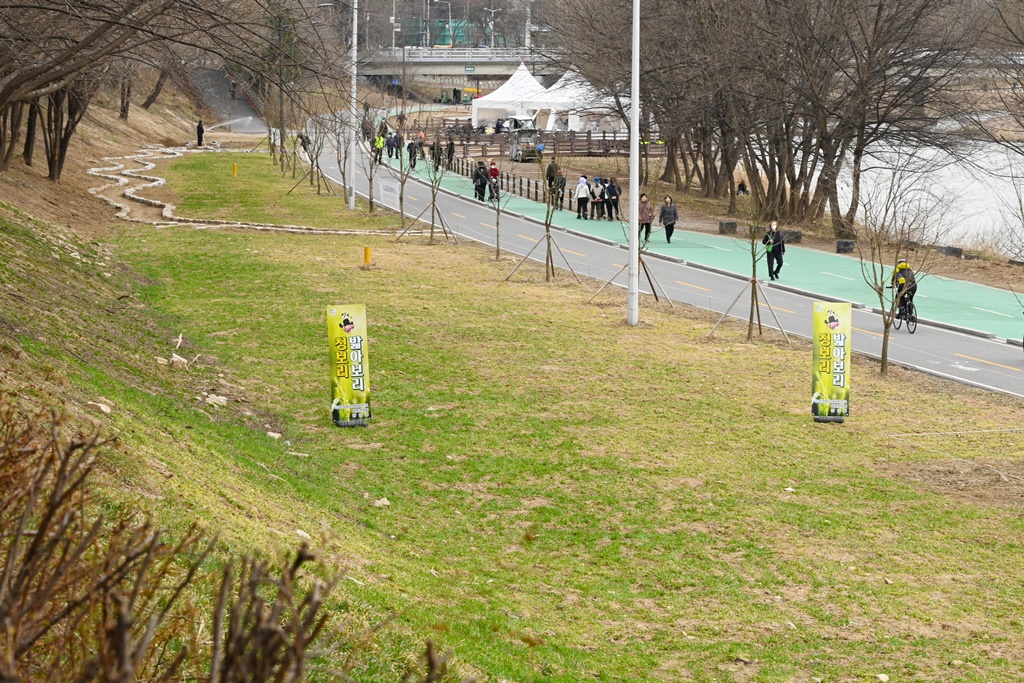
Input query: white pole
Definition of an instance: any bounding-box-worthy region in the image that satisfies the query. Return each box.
[348,0,358,210]
[627,0,640,325]
[392,0,396,49]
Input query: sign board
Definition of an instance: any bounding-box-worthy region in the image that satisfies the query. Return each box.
[811,302,851,423]
[379,178,400,211]
[465,66,476,73]
[327,304,371,427]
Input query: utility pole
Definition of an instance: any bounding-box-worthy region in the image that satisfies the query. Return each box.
[348,0,358,210]
[278,10,286,172]
[627,0,639,325]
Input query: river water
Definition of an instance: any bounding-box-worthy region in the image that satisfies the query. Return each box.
[837,141,1024,251]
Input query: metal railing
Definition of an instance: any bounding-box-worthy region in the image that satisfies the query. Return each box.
[371,47,540,62]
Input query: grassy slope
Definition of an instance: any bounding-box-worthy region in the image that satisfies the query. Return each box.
[4,150,1024,682]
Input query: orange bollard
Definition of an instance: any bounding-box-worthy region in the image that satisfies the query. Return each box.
[364,247,371,266]
[232,163,237,177]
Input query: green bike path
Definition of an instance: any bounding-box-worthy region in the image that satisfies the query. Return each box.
[384,156,1024,342]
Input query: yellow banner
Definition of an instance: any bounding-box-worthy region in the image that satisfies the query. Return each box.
[327,304,371,427]
[811,302,851,422]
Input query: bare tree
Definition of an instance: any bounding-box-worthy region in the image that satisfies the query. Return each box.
[856,149,952,372]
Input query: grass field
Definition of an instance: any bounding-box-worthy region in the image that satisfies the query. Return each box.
[5,150,1024,682]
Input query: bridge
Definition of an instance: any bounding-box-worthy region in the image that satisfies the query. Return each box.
[360,47,564,90]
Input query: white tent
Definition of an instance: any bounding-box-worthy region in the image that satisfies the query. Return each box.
[470,63,549,128]
[539,71,625,133]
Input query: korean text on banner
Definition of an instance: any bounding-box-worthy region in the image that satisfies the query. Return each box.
[811,302,851,423]
[327,305,371,427]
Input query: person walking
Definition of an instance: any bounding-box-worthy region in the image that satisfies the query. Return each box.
[488,160,500,201]
[554,169,566,209]
[545,157,559,192]
[196,119,204,147]
[407,140,417,170]
[638,193,652,241]
[446,136,455,169]
[374,132,385,164]
[386,133,396,159]
[590,177,605,220]
[431,139,442,171]
[472,161,489,201]
[575,176,591,219]
[658,195,678,243]
[762,221,785,280]
[605,177,620,221]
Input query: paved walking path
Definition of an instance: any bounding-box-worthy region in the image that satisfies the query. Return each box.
[379,153,1023,342]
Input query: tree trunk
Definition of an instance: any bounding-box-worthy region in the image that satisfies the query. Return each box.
[119,71,132,120]
[0,101,25,171]
[23,100,38,166]
[141,70,167,110]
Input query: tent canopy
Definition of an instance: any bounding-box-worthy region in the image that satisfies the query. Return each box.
[540,71,626,131]
[471,63,548,127]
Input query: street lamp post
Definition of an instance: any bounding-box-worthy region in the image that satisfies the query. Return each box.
[483,7,500,48]
[627,0,639,324]
[348,0,358,210]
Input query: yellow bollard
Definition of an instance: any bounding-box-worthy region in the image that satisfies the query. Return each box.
[232,163,237,177]
[363,247,371,266]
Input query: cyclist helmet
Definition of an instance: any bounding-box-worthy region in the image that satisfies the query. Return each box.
[895,259,909,270]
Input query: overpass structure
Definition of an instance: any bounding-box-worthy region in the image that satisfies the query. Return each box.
[361,47,563,92]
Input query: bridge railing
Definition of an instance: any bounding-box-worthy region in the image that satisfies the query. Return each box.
[371,47,539,62]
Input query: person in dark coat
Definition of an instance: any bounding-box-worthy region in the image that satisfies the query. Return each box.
[472,161,489,201]
[407,140,417,169]
[553,169,566,209]
[762,221,786,280]
[196,119,204,147]
[446,137,455,168]
[658,195,679,243]
[545,158,559,191]
[605,178,621,221]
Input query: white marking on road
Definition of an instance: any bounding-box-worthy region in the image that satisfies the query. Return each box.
[821,272,855,281]
[972,306,1014,318]
[707,244,731,251]
[955,353,1020,371]
[950,363,981,372]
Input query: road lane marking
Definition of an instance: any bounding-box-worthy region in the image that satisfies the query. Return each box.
[479,222,496,230]
[675,280,710,292]
[708,245,731,251]
[406,196,419,202]
[451,212,467,218]
[972,306,1014,318]
[612,263,625,268]
[954,353,1020,372]
[822,272,855,280]
[563,248,586,257]
[853,326,883,338]
[769,305,795,314]
[517,234,538,242]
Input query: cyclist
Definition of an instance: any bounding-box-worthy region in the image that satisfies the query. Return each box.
[891,259,918,320]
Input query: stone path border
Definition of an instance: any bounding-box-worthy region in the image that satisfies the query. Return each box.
[87,144,427,236]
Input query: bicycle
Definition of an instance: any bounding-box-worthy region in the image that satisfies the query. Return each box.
[890,290,917,334]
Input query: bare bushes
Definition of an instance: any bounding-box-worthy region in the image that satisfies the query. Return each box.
[0,398,340,682]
